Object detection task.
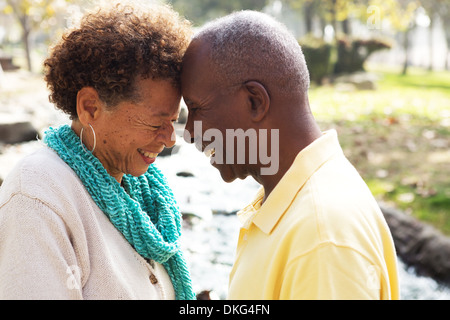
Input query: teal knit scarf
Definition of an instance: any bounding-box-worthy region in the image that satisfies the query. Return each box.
[44,125,195,300]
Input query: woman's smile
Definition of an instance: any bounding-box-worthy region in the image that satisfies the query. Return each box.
[138,148,159,165]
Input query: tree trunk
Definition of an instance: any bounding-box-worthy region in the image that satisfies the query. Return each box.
[402,29,410,75]
[22,27,32,72]
[7,0,33,72]
[303,2,314,34]
[444,19,450,70]
[19,14,32,72]
[331,0,338,41]
[428,14,434,71]
[446,47,449,70]
[342,18,351,36]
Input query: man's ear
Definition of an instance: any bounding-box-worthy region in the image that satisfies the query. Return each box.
[243,81,270,122]
[76,87,103,125]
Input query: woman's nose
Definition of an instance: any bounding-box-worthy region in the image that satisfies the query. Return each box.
[160,122,177,148]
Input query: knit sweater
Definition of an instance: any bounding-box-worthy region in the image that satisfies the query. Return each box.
[0,147,175,299]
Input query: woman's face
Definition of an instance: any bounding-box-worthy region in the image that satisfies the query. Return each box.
[92,78,180,182]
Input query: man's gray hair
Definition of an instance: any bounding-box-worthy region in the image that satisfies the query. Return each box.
[194,10,310,95]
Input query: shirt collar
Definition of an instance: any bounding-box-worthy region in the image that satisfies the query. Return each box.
[236,187,264,230]
[237,130,343,234]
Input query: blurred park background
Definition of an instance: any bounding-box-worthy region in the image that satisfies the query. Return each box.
[2,0,448,235]
[0,0,449,298]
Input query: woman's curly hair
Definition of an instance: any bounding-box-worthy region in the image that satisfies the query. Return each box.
[44,2,192,119]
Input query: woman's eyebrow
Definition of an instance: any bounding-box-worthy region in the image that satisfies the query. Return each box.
[144,106,175,118]
[155,111,171,117]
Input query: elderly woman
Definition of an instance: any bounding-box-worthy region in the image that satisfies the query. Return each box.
[0,3,195,300]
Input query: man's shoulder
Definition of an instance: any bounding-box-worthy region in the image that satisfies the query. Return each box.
[307,151,379,212]
[281,157,387,249]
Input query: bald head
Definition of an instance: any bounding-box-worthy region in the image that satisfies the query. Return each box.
[181,11,322,189]
[191,10,310,97]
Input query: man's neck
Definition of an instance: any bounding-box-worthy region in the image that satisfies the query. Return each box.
[256,118,322,203]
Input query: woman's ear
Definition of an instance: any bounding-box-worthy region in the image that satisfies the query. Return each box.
[76,87,103,125]
[243,81,270,122]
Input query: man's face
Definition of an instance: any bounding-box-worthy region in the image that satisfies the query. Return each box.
[181,41,252,182]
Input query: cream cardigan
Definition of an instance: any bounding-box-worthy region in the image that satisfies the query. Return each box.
[0,147,175,300]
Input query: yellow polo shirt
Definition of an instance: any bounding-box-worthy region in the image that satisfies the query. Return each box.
[228,130,399,300]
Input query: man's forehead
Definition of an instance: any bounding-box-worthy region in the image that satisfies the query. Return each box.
[183,39,213,72]
[182,41,216,95]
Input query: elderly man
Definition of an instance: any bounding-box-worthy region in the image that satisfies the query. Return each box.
[181,11,399,300]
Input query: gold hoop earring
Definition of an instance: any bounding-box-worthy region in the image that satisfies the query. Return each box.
[80,123,96,153]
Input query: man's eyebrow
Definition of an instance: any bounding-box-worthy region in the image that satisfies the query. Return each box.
[184,99,202,109]
[183,96,198,105]
[183,98,192,105]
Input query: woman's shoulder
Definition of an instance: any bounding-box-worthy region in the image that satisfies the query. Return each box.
[0,146,84,203]
[18,146,75,181]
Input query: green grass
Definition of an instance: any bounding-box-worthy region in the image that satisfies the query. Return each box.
[309,66,450,122]
[309,65,450,235]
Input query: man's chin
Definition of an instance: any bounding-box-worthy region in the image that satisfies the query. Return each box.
[220,172,238,183]
[213,163,246,183]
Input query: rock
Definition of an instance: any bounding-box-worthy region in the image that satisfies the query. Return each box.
[212,209,238,216]
[333,72,378,90]
[176,171,194,177]
[196,290,212,300]
[196,289,219,300]
[181,212,201,229]
[381,204,450,287]
[0,56,20,71]
[177,106,188,124]
[0,114,39,144]
[159,145,180,157]
[181,204,212,221]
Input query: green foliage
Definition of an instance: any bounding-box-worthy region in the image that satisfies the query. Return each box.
[299,35,391,83]
[3,0,74,71]
[167,0,271,25]
[299,35,333,84]
[333,37,392,74]
[369,0,420,32]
